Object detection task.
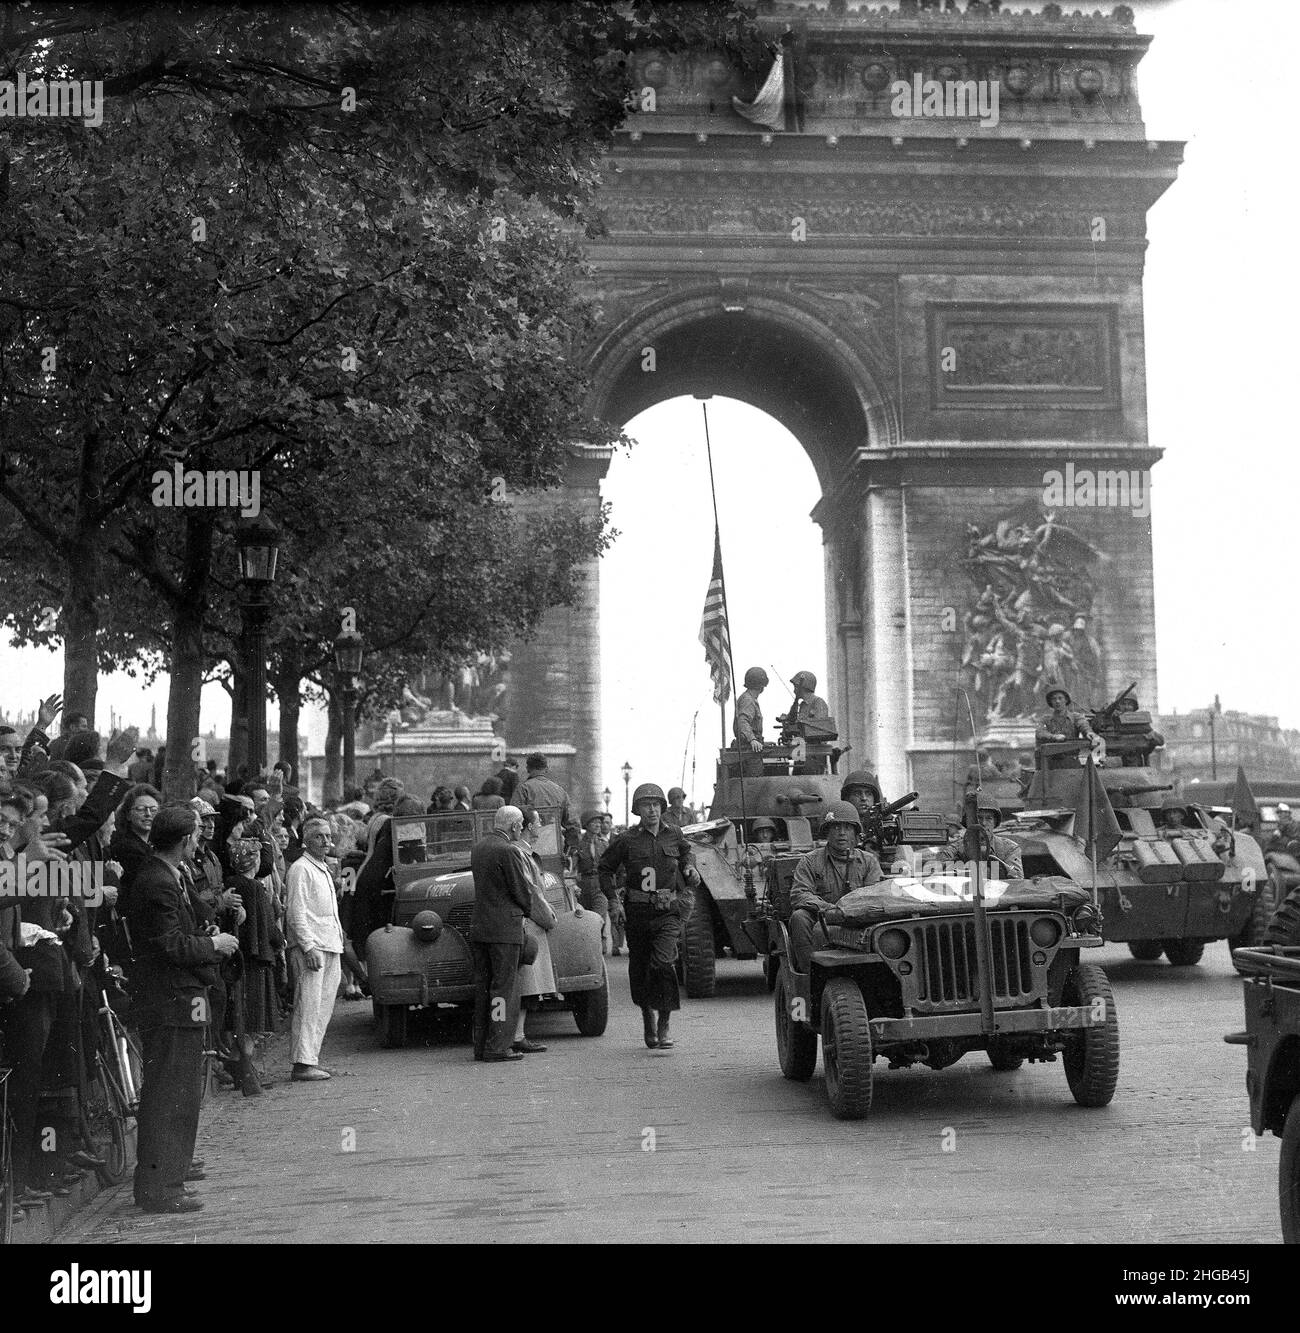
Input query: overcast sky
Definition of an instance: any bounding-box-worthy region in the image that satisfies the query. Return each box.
[2,0,1294,812]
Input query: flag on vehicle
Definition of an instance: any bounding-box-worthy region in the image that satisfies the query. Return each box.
[1227,765,1258,830]
[699,529,732,705]
[1074,752,1122,864]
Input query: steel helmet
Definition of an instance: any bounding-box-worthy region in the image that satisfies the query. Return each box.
[821,801,862,832]
[743,666,769,689]
[632,782,667,810]
[749,816,777,836]
[667,787,686,802]
[411,910,443,943]
[1044,684,1072,706]
[791,670,817,692]
[581,809,604,829]
[1278,803,1292,815]
[1160,795,1186,811]
[840,770,883,802]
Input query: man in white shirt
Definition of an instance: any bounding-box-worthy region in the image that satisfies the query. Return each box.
[285,817,344,1082]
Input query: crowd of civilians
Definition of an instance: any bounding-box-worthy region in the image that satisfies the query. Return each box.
[0,708,674,1221]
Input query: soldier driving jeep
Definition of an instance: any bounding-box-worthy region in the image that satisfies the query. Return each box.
[786,802,882,971]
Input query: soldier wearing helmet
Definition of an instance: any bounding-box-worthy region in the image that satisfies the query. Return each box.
[1035,684,1098,747]
[1267,803,1300,855]
[734,667,769,754]
[1159,795,1188,833]
[575,810,614,949]
[664,786,691,829]
[598,781,701,1050]
[947,804,1023,880]
[786,802,882,972]
[840,770,885,837]
[778,669,829,738]
[749,816,778,845]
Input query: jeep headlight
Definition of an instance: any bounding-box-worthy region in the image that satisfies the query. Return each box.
[876,927,911,960]
[1029,917,1061,948]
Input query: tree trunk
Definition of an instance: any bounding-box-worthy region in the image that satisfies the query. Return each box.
[273,659,302,783]
[323,689,342,805]
[225,663,248,780]
[62,429,103,724]
[162,516,215,801]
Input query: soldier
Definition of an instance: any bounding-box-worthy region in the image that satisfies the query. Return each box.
[734,667,768,753]
[749,816,778,845]
[1267,803,1300,854]
[779,670,829,735]
[840,769,886,833]
[1035,685,1098,747]
[1158,799,1187,833]
[948,805,1023,880]
[598,782,700,1050]
[664,787,691,828]
[514,753,570,829]
[787,803,882,972]
[575,810,612,948]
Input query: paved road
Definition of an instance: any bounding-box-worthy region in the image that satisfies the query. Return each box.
[62,940,1281,1245]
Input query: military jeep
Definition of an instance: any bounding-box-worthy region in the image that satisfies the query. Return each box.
[365,807,608,1048]
[1227,944,1300,1243]
[765,802,1120,1120]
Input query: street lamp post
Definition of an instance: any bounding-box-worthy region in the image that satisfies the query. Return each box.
[602,786,612,815]
[1208,693,1223,781]
[621,761,632,827]
[234,515,281,780]
[333,629,364,795]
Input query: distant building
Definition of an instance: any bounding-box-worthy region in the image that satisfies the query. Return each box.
[1155,707,1300,786]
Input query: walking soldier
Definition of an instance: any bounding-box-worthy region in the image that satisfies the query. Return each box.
[599,782,700,1050]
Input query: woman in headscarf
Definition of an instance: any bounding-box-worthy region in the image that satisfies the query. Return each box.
[224,836,283,1078]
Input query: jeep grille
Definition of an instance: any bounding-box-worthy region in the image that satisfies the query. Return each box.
[911,916,1038,1008]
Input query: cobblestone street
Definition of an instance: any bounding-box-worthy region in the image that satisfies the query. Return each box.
[60,942,1281,1245]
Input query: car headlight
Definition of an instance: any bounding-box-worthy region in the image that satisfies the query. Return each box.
[876,927,911,959]
[1029,917,1061,948]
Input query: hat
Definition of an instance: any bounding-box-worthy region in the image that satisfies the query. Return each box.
[743,666,769,689]
[667,787,686,802]
[1044,684,1072,705]
[1278,803,1292,815]
[189,797,217,818]
[791,670,817,692]
[581,809,604,829]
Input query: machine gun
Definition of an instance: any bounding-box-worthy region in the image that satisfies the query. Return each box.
[861,791,922,851]
[1090,681,1137,733]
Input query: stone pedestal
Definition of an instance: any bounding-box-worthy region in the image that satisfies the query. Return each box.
[368,712,508,802]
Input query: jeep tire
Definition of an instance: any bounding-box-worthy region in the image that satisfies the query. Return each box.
[774,967,817,1082]
[986,1040,1024,1072]
[1062,963,1119,1108]
[1127,940,1163,962]
[1281,1093,1300,1245]
[820,976,874,1120]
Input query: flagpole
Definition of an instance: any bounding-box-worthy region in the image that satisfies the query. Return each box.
[701,400,749,829]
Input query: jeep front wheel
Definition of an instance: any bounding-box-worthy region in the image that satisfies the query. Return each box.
[1062,963,1119,1108]
[380,1003,408,1049]
[1280,1093,1300,1245]
[682,893,717,998]
[763,951,780,992]
[820,976,873,1120]
[774,967,817,1082]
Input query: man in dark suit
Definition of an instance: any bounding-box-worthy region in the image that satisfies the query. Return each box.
[130,806,238,1213]
[468,805,533,1063]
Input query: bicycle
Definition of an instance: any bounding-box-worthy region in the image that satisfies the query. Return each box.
[76,964,141,1188]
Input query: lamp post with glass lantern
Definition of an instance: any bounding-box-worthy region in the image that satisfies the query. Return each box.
[234,515,281,779]
[602,786,612,815]
[622,761,632,827]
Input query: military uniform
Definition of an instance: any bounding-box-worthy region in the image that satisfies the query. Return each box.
[945,831,1023,880]
[1035,706,1097,746]
[787,845,881,972]
[734,690,764,748]
[514,772,571,829]
[598,822,697,1015]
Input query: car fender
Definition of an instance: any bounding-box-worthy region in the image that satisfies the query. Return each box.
[551,904,605,992]
[366,923,465,1005]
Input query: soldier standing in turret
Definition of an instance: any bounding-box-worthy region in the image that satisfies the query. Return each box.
[1035,686,1098,750]
[598,783,700,1051]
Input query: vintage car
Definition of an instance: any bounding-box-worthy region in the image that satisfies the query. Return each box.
[365,807,608,1048]
[764,797,1119,1120]
[1226,944,1300,1243]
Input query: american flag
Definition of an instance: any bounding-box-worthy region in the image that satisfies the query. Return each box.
[698,529,732,704]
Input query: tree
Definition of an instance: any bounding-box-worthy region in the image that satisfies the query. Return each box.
[0,4,763,795]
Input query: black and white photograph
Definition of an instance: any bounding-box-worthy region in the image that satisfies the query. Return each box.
[0,0,1295,1289]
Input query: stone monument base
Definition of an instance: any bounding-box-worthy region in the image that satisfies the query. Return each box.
[363,712,508,803]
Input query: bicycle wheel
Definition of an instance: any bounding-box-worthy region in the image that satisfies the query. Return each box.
[79,1057,130,1187]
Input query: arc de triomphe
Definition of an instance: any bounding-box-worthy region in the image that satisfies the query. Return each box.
[497,2,1180,811]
